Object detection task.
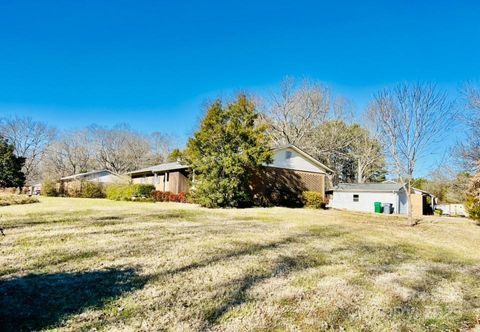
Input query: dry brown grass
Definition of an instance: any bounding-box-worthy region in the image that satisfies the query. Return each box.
[0,197,479,331]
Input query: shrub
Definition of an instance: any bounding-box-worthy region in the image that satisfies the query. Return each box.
[106,184,155,201]
[466,195,480,222]
[152,191,188,203]
[151,190,169,202]
[466,170,480,223]
[434,209,443,216]
[302,191,325,209]
[42,179,58,197]
[80,181,106,198]
[0,193,39,206]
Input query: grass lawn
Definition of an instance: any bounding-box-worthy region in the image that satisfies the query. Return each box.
[1,197,479,331]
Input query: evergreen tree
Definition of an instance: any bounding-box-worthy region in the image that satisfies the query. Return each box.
[167,148,183,162]
[185,95,272,208]
[0,136,26,188]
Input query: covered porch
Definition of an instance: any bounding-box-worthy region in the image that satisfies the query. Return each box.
[128,162,190,194]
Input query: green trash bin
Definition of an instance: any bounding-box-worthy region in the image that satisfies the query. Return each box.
[374,202,382,213]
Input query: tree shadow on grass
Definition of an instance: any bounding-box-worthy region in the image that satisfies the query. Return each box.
[203,253,328,326]
[151,225,346,281]
[0,268,146,332]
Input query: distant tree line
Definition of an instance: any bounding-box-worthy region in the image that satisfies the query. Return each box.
[0,119,177,185]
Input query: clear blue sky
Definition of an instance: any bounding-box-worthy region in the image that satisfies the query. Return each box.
[1,1,479,174]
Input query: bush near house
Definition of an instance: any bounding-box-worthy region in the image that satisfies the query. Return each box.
[106,184,155,201]
[63,181,106,198]
[152,191,188,203]
[302,191,325,209]
[79,182,106,198]
[42,179,58,197]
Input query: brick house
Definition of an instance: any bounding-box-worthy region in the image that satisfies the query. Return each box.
[128,145,334,203]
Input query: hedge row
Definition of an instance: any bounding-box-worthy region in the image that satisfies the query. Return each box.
[42,180,106,198]
[152,191,188,203]
[105,184,155,201]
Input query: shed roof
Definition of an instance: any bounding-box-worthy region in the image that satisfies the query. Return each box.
[127,161,189,175]
[333,183,405,192]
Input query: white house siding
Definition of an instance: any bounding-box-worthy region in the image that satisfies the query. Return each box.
[330,191,400,214]
[90,172,122,183]
[268,148,324,173]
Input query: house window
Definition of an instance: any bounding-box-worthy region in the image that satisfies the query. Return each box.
[285,151,292,159]
[353,194,359,202]
[166,172,169,182]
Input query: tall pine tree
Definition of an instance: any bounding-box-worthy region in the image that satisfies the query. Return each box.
[185,94,271,208]
[0,135,26,188]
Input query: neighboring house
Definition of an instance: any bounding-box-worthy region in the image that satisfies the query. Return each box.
[60,169,124,184]
[127,145,334,197]
[59,170,124,195]
[128,162,190,194]
[27,183,42,196]
[328,183,436,216]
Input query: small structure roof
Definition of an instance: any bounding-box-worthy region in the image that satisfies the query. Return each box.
[332,182,436,197]
[60,169,115,181]
[127,162,189,175]
[333,183,405,192]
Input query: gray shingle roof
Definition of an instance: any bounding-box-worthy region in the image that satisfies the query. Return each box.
[127,162,189,175]
[60,169,112,180]
[334,183,405,192]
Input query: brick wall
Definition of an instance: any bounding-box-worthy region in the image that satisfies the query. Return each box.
[251,166,325,206]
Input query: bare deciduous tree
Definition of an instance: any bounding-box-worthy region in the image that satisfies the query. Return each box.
[369,83,456,224]
[42,129,95,178]
[263,77,331,146]
[42,124,175,179]
[92,124,151,174]
[149,132,175,164]
[306,120,385,184]
[0,116,56,184]
[458,84,480,172]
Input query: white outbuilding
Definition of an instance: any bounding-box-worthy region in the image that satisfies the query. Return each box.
[328,183,435,216]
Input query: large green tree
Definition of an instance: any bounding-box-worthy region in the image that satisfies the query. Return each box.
[0,136,26,188]
[306,121,386,184]
[185,95,272,208]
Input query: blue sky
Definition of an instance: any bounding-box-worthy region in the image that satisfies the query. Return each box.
[0,1,479,175]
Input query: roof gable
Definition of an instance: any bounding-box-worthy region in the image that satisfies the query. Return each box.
[267,145,334,174]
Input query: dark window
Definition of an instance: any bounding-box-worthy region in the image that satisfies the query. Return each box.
[353,194,359,202]
[286,151,292,159]
[166,172,169,182]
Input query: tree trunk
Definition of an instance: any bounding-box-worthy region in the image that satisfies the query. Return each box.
[357,162,364,184]
[407,179,415,225]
